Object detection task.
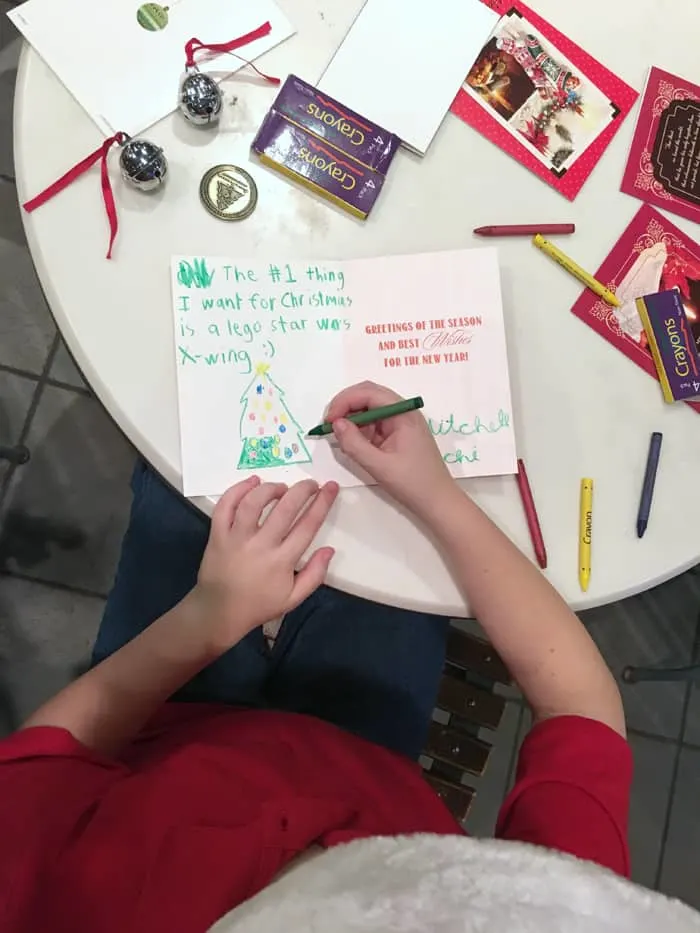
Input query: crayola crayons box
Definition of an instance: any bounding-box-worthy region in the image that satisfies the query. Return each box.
[636,289,700,402]
[270,74,400,174]
[252,111,385,220]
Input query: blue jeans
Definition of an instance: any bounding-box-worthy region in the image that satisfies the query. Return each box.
[93,461,449,759]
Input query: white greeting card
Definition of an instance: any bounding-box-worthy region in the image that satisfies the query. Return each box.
[317,0,499,154]
[170,248,516,497]
[8,0,294,136]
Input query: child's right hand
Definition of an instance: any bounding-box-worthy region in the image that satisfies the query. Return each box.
[325,381,458,523]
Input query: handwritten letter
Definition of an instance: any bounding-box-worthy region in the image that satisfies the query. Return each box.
[170,249,516,496]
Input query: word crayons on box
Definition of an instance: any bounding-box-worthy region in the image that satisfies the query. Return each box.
[636,289,700,402]
[252,74,400,219]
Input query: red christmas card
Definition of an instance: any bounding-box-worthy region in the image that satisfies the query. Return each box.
[571,204,700,414]
[621,67,700,225]
[451,0,638,200]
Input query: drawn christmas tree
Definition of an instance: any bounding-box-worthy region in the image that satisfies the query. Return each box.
[238,363,312,470]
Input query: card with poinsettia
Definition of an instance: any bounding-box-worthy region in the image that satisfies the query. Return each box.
[451,0,638,200]
[621,67,700,225]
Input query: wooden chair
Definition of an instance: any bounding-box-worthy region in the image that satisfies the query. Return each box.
[420,624,512,822]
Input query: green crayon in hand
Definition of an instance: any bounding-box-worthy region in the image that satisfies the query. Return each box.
[307,396,424,437]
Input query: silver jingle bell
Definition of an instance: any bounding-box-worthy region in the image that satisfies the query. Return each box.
[119,137,168,191]
[178,69,222,126]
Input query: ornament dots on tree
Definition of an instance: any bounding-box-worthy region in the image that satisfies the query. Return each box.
[238,364,311,470]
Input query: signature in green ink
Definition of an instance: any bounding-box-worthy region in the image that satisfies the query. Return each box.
[443,447,479,465]
[429,410,510,438]
[177,259,214,289]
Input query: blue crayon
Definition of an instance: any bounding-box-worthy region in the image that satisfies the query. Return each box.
[637,432,663,538]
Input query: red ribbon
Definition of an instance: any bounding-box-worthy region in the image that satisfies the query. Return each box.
[184,20,280,84]
[21,21,278,263]
[23,131,126,259]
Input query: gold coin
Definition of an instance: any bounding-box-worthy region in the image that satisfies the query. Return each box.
[199,165,258,221]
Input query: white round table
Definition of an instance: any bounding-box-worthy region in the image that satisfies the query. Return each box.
[13,0,700,616]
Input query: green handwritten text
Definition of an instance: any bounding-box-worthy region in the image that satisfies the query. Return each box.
[205,319,263,343]
[178,344,252,374]
[429,410,510,438]
[202,295,243,311]
[443,447,479,465]
[178,259,215,289]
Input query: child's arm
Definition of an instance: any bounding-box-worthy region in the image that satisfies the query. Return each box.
[21,477,338,756]
[427,487,625,735]
[327,382,625,737]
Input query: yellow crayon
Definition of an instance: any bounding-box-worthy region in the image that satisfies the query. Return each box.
[533,234,621,307]
[579,478,593,592]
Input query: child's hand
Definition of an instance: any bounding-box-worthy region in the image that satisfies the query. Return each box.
[325,381,456,524]
[194,475,338,648]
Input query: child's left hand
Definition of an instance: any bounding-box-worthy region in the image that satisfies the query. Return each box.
[192,476,338,650]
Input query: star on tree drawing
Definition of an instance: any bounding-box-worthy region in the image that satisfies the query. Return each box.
[238,363,312,470]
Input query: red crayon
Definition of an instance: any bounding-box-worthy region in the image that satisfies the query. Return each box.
[515,458,547,570]
[474,224,575,237]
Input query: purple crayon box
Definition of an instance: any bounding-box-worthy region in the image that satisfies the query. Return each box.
[252,111,385,220]
[271,74,400,175]
[636,289,700,402]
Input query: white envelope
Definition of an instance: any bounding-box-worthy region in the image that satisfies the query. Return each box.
[318,0,499,155]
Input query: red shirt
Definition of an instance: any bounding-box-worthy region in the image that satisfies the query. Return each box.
[0,707,631,933]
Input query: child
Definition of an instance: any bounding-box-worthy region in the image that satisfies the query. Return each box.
[0,382,631,933]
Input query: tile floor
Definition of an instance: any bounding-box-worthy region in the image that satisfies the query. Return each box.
[2,6,700,913]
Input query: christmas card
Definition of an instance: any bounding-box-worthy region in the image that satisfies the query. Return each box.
[621,67,700,225]
[452,0,638,200]
[7,0,294,137]
[170,248,517,496]
[317,0,500,155]
[571,204,700,415]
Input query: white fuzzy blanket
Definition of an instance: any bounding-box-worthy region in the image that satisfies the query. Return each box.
[209,834,700,932]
